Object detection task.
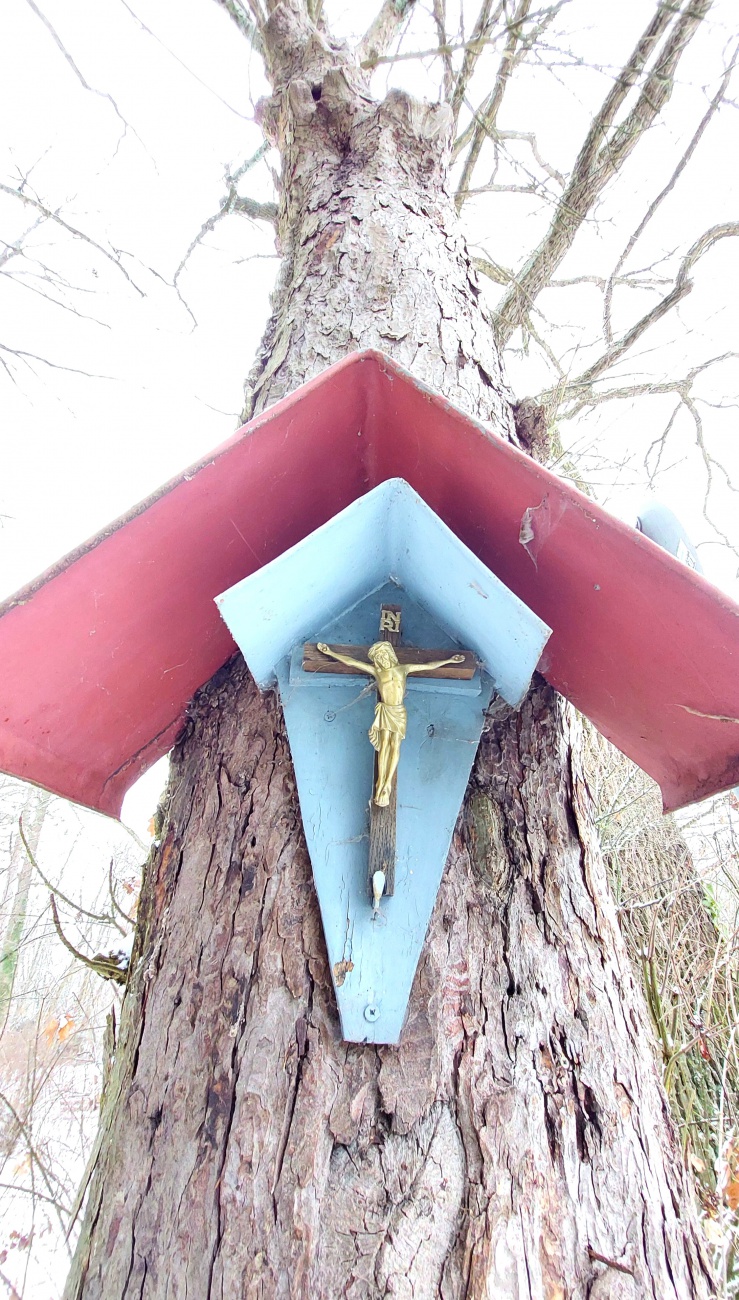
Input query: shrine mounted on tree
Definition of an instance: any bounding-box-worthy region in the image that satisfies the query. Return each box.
[1,0,738,1295]
[0,353,738,1296]
[215,475,550,1043]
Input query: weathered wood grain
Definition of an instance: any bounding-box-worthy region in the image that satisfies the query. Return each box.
[303,644,476,678]
[368,789,396,896]
[367,602,400,898]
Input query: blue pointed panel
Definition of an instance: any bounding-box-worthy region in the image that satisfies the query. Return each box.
[276,584,493,1043]
[215,484,551,1043]
[215,478,551,706]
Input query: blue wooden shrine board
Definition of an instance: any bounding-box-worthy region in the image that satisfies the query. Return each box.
[215,479,551,1044]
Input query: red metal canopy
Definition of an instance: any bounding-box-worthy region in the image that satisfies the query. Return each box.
[1,350,737,816]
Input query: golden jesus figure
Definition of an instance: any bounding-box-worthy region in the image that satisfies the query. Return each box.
[316,641,465,806]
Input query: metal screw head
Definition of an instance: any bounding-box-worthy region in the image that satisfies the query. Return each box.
[364,1004,380,1022]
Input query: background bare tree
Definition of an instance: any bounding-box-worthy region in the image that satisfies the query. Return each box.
[0,778,144,1300]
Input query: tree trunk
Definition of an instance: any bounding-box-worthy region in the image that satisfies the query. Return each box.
[64,9,714,1297]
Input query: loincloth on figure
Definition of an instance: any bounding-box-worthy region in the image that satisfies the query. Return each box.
[368,703,407,750]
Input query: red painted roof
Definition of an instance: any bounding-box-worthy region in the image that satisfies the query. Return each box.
[1,350,737,816]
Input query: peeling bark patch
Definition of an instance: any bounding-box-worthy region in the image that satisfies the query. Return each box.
[333,959,354,987]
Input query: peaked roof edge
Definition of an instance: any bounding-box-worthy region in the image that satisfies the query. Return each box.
[0,349,736,818]
[0,350,377,618]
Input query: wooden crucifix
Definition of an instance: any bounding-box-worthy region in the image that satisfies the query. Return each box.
[303,605,475,902]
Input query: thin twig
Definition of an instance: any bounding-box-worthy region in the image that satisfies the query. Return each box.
[493,0,713,345]
[49,897,127,984]
[24,0,145,150]
[0,182,144,295]
[119,0,254,119]
[603,42,739,343]
[19,817,122,930]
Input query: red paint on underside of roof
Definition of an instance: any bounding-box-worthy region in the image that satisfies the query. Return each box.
[1,351,737,816]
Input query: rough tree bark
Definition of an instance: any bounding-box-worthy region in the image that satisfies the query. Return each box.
[64,6,715,1297]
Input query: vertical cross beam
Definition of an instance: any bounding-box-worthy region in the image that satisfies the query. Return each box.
[368,604,400,898]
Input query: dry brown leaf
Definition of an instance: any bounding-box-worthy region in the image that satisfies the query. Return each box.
[58,1015,75,1042]
[42,1017,59,1046]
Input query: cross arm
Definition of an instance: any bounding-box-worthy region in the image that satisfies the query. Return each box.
[303,644,477,679]
[405,654,466,675]
[314,643,374,675]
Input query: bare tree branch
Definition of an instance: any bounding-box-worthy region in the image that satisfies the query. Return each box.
[549,272,673,291]
[0,181,144,294]
[451,2,568,165]
[449,0,502,121]
[0,218,44,271]
[454,0,533,207]
[306,0,325,27]
[24,0,144,150]
[1,217,117,327]
[211,0,264,51]
[358,38,486,69]
[18,817,123,932]
[0,1182,68,1212]
[108,858,134,927]
[540,350,739,555]
[549,352,738,419]
[432,0,454,101]
[0,263,113,327]
[173,145,276,310]
[0,1266,21,1299]
[472,253,513,285]
[231,194,279,222]
[498,129,564,185]
[355,0,419,69]
[603,41,739,343]
[357,31,574,72]
[0,341,116,382]
[522,310,566,379]
[677,391,738,551]
[0,1088,71,1243]
[49,896,127,985]
[548,223,739,405]
[119,0,254,120]
[642,376,739,554]
[493,0,713,345]
[643,401,682,485]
